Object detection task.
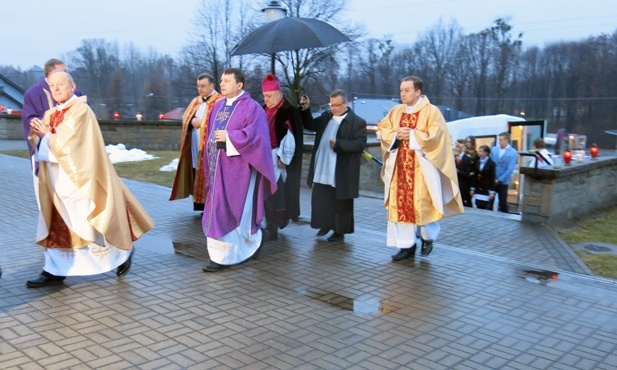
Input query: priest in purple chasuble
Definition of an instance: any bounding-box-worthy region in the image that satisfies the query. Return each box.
[22,58,82,155]
[378,76,463,262]
[170,73,223,211]
[25,72,154,288]
[201,68,277,272]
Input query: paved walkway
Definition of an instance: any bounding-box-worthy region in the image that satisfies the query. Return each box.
[1,139,616,369]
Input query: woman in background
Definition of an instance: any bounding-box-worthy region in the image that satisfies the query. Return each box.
[471,145,496,210]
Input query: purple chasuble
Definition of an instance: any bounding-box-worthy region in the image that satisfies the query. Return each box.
[202,91,277,239]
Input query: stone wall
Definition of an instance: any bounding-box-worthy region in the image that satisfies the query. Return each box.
[0,115,23,139]
[1,116,386,194]
[0,115,183,151]
[99,120,182,151]
[520,156,617,224]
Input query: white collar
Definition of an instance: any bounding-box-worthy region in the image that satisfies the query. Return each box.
[225,90,244,105]
[405,96,423,114]
[56,95,77,110]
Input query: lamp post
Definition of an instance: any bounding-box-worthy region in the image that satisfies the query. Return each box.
[144,92,154,120]
[261,0,287,74]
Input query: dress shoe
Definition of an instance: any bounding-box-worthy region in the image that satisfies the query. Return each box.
[316,228,330,236]
[421,240,434,256]
[391,244,417,261]
[116,250,134,278]
[327,232,344,242]
[263,227,278,241]
[203,261,229,272]
[26,272,65,288]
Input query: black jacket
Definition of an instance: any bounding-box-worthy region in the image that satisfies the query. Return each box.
[265,98,304,220]
[300,107,367,199]
[471,157,496,194]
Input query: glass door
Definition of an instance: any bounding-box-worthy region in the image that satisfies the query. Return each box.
[507,120,546,213]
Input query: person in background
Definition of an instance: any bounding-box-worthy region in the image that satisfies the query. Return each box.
[22,58,82,155]
[490,132,519,213]
[26,72,154,287]
[470,145,496,210]
[201,68,277,272]
[261,74,304,241]
[529,137,554,169]
[170,73,223,212]
[378,76,463,262]
[299,90,367,242]
[455,138,475,207]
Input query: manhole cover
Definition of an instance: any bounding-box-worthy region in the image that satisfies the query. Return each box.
[585,244,612,252]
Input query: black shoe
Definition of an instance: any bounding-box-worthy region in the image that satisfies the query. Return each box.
[421,240,434,256]
[263,227,278,241]
[116,250,134,278]
[391,245,417,261]
[327,232,344,242]
[316,228,330,236]
[203,261,228,272]
[26,272,65,288]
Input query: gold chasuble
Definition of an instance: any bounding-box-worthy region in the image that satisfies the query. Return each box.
[34,96,154,250]
[378,98,463,226]
[170,92,223,203]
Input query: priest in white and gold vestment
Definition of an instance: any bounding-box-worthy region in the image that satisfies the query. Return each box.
[26,71,154,287]
[378,76,463,261]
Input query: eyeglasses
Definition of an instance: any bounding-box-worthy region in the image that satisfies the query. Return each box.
[329,101,347,107]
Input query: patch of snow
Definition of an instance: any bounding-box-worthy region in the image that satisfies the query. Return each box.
[106,143,157,163]
[160,158,179,172]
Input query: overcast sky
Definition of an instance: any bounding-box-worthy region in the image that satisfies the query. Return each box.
[2,0,615,70]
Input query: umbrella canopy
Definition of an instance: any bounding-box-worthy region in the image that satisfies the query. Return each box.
[231,17,351,56]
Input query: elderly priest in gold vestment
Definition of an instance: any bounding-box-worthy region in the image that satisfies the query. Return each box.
[26,71,154,287]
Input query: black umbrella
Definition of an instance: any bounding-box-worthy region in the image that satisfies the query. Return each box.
[231,17,351,56]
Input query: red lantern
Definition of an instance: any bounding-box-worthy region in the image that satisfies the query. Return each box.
[590,144,599,159]
[563,149,572,165]
[113,111,120,120]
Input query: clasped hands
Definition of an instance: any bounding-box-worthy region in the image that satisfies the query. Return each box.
[30,118,51,138]
[191,117,200,129]
[396,127,412,140]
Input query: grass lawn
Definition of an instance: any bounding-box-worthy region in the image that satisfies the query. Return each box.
[1,149,178,188]
[112,151,177,187]
[558,204,617,279]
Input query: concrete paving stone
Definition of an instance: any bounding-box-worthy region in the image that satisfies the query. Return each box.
[3,145,617,368]
[52,339,97,358]
[361,356,403,370]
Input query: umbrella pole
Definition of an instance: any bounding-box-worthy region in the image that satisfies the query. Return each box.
[271,53,275,75]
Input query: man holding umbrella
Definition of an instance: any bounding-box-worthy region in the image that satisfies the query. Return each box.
[299,90,367,242]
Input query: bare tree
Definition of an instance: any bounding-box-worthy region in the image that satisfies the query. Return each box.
[182,0,258,85]
[412,19,463,105]
[489,18,522,113]
[69,39,120,98]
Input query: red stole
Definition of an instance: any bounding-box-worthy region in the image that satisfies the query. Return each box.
[395,112,418,223]
[265,99,284,149]
[49,108,69,133]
